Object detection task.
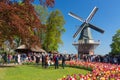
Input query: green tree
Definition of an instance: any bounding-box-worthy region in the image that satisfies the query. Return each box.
[14,36,21,47]
[34,5,48,44]
[34,5,48,24]
[43,10,65,52]
[110,29,120,55]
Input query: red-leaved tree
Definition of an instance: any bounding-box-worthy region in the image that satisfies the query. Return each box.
[0,0,54,49]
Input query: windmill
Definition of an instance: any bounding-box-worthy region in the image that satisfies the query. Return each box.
[68,6,104,57]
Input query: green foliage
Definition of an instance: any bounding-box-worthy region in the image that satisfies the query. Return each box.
[34,5,48,24]
[34,7,66,52]
[0,49,5,54]
[34,5,48,44]
[43,10,65,52]
[110,29,120,55]
[14,36,21,48]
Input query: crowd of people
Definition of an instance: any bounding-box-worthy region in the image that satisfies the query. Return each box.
[81,54,120,64]
[0,52,21,64]
[1,52,120,67]
[0,52,67,69]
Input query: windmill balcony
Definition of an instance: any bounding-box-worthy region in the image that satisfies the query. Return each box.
[73,40,100,45]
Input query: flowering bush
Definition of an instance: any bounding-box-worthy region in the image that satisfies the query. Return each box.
[60,61,120,80]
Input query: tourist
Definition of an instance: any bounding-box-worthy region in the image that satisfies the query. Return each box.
[3,52,7,64]
[48,59,51,67]
[36,54,40,65]
[0,54,2,62]
[45,55,48,68]
[42,54,45,67]
[7,54,11,64]
[18,53,21,64]
[62,55,66,69]
[14,54,18,64]
[68,54,71,61]
[54,54,59,69]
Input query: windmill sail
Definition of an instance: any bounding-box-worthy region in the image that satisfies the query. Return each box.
[69,6,104,39]
[73,22,86,38]
[68,12,84,22]
[88,23,104,33]
[86,6,98,23]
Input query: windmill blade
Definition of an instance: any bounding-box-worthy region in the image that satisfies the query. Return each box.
[88,23,104,33]
[68,12,84,22]
[73,22,86,38]
[86,6,98,23]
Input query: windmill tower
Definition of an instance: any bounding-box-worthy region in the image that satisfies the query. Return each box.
[68,6,104,58]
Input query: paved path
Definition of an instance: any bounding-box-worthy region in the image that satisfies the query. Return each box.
[0,63,21,67]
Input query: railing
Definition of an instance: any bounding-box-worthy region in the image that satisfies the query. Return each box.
[73,40,100,45]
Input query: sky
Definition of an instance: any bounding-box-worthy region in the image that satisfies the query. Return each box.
[35,0,120,55]
[47,0,120,55]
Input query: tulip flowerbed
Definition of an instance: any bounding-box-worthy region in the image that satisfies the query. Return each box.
[60,61,120,80]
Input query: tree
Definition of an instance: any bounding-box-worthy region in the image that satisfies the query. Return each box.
[34,5,48,45]
[34,5,48,24]
[110,29,120,55]
[0,0,55,50]
[43,10,65,52]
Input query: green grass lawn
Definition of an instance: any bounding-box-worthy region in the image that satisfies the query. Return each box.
[0,65,89,80]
